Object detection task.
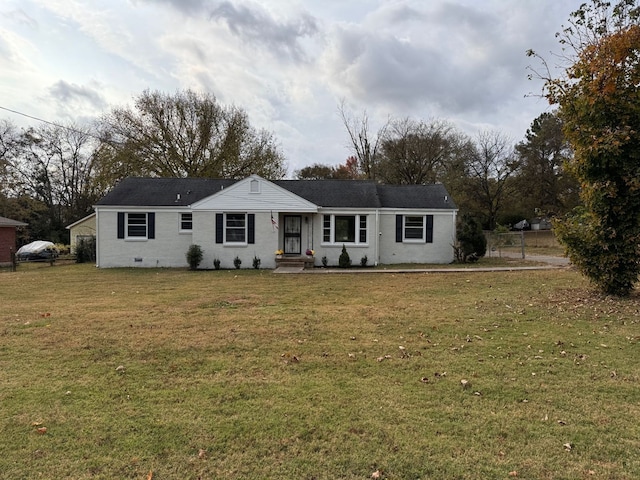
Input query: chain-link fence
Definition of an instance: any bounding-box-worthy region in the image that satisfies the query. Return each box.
[486,230,560,258]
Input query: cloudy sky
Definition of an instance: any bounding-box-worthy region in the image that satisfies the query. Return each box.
[1,0,582,176]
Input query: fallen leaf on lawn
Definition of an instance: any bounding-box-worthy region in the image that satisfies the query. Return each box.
[563,442,572,451]
[420,377,430,383]
[147,471,153,480]
[371,469,382,479]
[508,471,518,477]
[36,427,47,435]
[460,379,470,389]
[198,449,206,459]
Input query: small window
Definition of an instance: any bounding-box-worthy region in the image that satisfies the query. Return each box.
[180,213,193,231]
[127,213,147,238]
[359,216,367,243]
[226,213,246,243]
[323,215,331,243]
[250,179,260,193]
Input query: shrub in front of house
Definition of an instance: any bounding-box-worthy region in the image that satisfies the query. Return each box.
[321,256,328,267]
[456,214,487,262]
[252,256,261,269]
[186,244,203,270]
[234,256,242,269]
[213,258,221,270]
[338,245,351,268]
[76,237,96,263]
[360,255,368,267]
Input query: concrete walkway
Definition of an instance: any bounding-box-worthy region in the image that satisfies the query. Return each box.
[273,253,570,274]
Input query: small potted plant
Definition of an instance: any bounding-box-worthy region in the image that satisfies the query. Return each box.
[305,249,315,257]
[275,249,284,258]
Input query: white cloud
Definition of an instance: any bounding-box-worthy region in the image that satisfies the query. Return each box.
[0,0,584,174]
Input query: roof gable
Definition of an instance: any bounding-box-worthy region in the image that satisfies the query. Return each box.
[192,175,317,212]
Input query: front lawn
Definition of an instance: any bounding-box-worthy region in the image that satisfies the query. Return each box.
[1,264,638,479]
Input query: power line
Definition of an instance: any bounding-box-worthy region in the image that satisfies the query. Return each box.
[0,105,103,141]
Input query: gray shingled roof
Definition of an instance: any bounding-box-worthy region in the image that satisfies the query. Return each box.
[96,177,236,206]
[0,216,28,227]
[96,177,457,209]
[273,180,382,208]
[376,183,456,209]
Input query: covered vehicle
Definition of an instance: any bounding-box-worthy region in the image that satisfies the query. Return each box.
[16,241,59,261]
[512,219,530,231]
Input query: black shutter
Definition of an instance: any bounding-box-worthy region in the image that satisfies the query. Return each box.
[395,215,403,243]
[248,214,255,244]
[147,213,155,239]
[426,215,433,243]
[117,212,125,239]
[216,213,223,244]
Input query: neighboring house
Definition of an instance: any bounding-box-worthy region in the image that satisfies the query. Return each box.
[0,216,27,265]
[66,213,96,254]
[530,217,552,231]
[94,175,458,269]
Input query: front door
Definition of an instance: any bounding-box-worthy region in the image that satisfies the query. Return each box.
[283,215,302,255]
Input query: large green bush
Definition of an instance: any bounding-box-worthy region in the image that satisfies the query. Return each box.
[186,244,203,270]
[456,214,486,262]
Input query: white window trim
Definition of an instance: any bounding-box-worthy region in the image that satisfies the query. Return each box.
[126,212,148,240]
[249,179,260,193]
[224,212,248,245]
[403,215,426,243]
[321,214,368,246]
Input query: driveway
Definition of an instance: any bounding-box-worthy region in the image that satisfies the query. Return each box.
[491,250,570,266]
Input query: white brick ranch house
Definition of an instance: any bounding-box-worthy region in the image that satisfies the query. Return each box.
[93,175,458,269]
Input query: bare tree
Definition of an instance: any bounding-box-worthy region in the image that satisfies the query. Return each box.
[465,131,521,229]
[338,100,388,180]
[10,122,98,241]
[0,119,18,197]
[377,118,467,185]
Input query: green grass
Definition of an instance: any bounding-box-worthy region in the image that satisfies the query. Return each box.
[1,263,639,479]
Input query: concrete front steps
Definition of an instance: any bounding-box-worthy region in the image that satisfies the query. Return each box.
[274,255,315,271]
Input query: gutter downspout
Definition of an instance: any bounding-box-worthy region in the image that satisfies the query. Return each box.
[375,209,380,266]
[94,208,99,267]
[452,208,458,262]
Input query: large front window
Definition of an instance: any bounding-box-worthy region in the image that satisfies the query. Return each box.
[226,213,246,243]
[127,213,147,238]
[335,216,355,243]
[322,214,367,245]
